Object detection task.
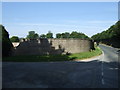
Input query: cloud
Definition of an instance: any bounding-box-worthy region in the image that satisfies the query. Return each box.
[86,20,117,24]
[2,0,119,2]
[11,23,78,27]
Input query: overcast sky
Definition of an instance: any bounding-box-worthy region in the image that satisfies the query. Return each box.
[2,2,118,38]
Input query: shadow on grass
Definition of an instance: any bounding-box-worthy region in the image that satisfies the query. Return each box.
[2,54,77,62]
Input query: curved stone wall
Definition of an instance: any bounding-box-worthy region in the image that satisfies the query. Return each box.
[13,38,94,55]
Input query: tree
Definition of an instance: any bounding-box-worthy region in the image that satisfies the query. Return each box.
[10,36,19,42]
[56,31,90,39]
[56,33,62,38]
[63,32,70,38]
[91,21,120,48]
[1,25,13,57]
[70,31,78,38]
[46,31,53,38]
[27,31,39,39]
[40,34,46,38]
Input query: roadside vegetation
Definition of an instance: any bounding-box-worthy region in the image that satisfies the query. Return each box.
[0,25,13,57]
[69,46,102,61]
[91,21,120,48]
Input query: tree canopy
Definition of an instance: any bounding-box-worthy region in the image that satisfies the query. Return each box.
[26,31,39,39]
[46,31,53,38]
[40,34,46,38]
[10,36,20,42]
[91,21,120,48]
[1,25,13,57]
[56,31,90,39]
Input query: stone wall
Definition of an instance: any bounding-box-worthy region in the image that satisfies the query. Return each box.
[13,38,94,55]
[12,42,20,48]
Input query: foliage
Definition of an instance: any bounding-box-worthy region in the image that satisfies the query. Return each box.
[27,31,39,39]
[10,36,19,42]
[40,34,46,38]
[46,31,53,38]
[56,33,62,38]
[91,21,120,48]
[56,31,90,39]
[1,25,13,57]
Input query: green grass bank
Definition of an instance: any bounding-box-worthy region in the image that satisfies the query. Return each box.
[3,46,102,62]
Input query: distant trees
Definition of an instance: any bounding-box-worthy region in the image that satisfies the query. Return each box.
[26,31,89,39]
[10,36,19,42]
[56,32,70,38]
[61,32,70,38]
[56,31,90,39]
[26,31,53,39]
[46,31,53,38]
[1,25,13,57]
[56,33,62,38]
[91,21,120,48]
[26,31,39,39]
[25,30,90,39]
[40,34,46,38]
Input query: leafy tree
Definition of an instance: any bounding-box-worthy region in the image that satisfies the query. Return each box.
[27,31,39,39]
[70,31,78,38]
[1,25,13,57]
[40,34,46,38]
[70,31,89,39]
[63,32,70,38]
[46,31,53,38]
[56,33,62,38]
[10,36,19,42]
[91,21,120,48]
[56,31,90,39]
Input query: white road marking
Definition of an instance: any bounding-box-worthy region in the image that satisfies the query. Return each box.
[101,50,105,85]
[102,79,105,85]
[109,68,118,70]
[102,72,104,76]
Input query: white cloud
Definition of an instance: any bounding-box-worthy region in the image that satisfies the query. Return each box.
[1,0,119,2]
[86,20,117,24]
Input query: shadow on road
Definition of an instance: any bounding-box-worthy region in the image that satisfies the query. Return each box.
[2,59,119,88]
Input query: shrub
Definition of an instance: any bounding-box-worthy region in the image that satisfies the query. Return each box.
[0,25,13,57]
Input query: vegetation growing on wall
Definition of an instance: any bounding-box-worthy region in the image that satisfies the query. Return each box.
[91,21,120,48]
[0,25,13,57]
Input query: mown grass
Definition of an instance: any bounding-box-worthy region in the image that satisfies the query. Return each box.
[3,54,72,62]
[69,46,102,60]
[3,47,102,62]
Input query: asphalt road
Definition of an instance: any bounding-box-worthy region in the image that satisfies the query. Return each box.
[2,44,119,88]
[99,44,119,88]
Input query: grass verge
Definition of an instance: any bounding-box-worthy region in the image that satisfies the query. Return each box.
[68,46,102,60]
[3,47,102,62]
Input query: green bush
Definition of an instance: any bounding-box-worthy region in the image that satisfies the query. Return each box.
[0,25,13,57]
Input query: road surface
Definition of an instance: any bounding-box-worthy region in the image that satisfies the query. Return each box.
[2,44,119,88]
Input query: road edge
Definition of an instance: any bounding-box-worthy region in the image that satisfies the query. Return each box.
[74,48,104,62]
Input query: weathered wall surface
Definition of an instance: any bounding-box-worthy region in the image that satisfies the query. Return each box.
[12,42,20,48]
[13,38,94,55]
